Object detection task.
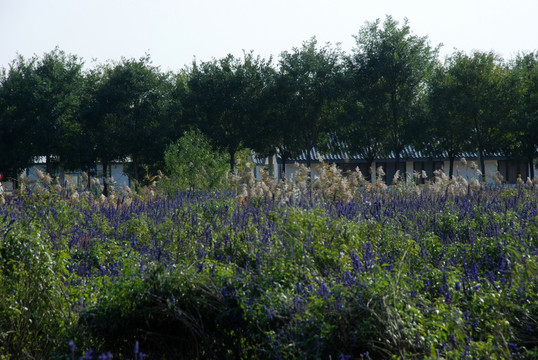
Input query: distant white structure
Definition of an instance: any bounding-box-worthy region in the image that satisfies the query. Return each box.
[262,146,532,185]
[1,158,131,192]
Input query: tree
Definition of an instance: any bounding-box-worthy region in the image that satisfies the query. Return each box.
[31,48,84,174]
[185,52,271,171]
[277,37,344,168]
[507,51,538,178]
[103,56,172,186]
[425,62,473,177]
[441,51,509,178]
[252,63,304,178]
[79,63,123,196]
[339,57,385,179]
[0,55,39,185]
[351,16,438,172]
[79,56,173,195]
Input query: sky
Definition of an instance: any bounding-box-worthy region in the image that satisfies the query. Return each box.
[1,0,537,72]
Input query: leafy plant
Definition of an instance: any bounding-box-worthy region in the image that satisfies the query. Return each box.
[162,129,230,192]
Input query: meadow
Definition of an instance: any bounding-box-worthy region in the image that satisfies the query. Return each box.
[0,163,537,359]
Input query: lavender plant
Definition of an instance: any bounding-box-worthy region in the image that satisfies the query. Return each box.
[0,165,536,359]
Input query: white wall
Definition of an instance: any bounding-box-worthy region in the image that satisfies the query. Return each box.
[277,159,500,184]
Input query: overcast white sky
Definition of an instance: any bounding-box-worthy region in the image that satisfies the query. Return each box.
[1,0,537,71]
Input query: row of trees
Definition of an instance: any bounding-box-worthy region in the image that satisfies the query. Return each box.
[1,16,537,192]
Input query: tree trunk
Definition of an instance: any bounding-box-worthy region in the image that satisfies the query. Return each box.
[473,116,486,181]
[132,155,139,190]
[306,146,312,169]
[449,155,455,178]
[280,154,287,180]
[229,150,235,173]
[529,158,535,179]
[268,154,274,177]
[478,148,486,181]
[45,154,51,175]
[395,151,401,179]
[102,162,108,197]
[366,158,375,182]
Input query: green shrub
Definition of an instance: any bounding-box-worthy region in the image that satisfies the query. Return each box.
[0,214,74,359]
[161,129,230,192]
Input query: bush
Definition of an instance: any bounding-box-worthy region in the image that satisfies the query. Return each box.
[0,203,74,359]
[161,129,230,192]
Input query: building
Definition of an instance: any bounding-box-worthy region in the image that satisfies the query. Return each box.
[263,146,532,185]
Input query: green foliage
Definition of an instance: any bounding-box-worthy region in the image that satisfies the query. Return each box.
[351,15,439,168]
[162,129,230,191]
[1,138,538,360]
[0,203,75,359]
[278,37,345,167]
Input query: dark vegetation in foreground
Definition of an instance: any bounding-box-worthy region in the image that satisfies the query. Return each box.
[1,173,537,359]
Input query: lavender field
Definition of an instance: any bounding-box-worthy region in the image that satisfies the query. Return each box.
[1,175,537,359]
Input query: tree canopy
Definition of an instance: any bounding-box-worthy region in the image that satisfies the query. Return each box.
[1,16,537,192]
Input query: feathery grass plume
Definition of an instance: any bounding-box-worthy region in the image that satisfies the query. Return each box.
[33,167,53,187]
[470,178,481,189]
[410,170,424,188]
[460,157,467,167]
[494,171,504,186]
[69,191,80,202]
[374,167,387,191]
[516,176,525,189]
[525,177,534,190]
[313,162,353,202]
[43,174,53,186]
[377,166,385,178]
[348,167,368,199]
[392,170,401,185]
[421,170,427,180]
[19,172,31,185]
